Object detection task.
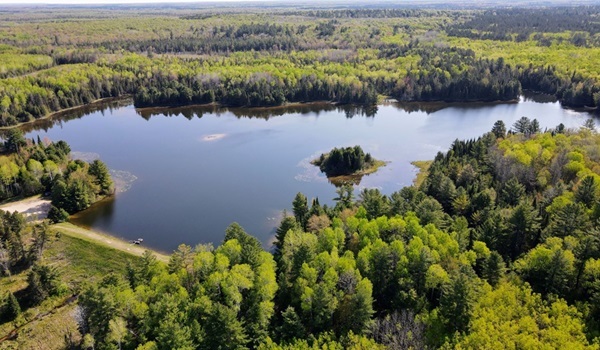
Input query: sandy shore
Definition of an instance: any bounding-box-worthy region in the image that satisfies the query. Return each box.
[0,195,51,220]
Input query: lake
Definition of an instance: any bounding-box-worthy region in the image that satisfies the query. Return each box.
[22,94,595,253]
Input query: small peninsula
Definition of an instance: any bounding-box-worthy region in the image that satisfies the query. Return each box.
[312,145,386,185]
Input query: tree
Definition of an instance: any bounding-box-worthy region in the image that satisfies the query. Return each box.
[203,305,248,350]
[453,282,593,349]
[369,310,425,350]
[544,203,590,239]
[334,184,354,210]
[89,160,114,195]
[278,306,306,343]
[501,178,525,206]
[575,175,597,208]
[47,205,69,223]
[359,188,390,220]
[0,241,10,276]
[26,264,63,304]
[512,116,531,134]
[583,118,596,131]
[108,317,128,350]
[3,129,26,153]
[274,214,298,264]
[292,193,309,229]
[27,267,48,304]
[491,120,506,138]
[506,201,540,260]
[482,251,505,287]
[2,292,21,321]
[28,223,49,263]
[438,271,477,336]
[528,118,540,135]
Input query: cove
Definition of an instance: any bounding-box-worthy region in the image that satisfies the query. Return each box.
[21,94,596,252]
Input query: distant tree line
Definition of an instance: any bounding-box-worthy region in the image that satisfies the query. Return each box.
[446,6,600,46]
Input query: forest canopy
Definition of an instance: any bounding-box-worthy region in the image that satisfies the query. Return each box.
[0,6,600,126]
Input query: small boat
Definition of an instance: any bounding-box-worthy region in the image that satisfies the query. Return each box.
[137,238,144,242]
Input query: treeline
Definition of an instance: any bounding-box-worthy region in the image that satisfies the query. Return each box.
[280,9,450,18]
[446,7,600,46]
[70,121,600,349]
[2,48,600,126]
[134,70,378,108]
[394,48,521,102]
[0,63,137,126]
[519,64,600,108]
[0,129,113,219]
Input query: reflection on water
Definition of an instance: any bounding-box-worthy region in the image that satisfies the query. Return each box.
[136,102,378,120]
[12,98,131,135]
[20,96,597,251]
[70,195,115,230]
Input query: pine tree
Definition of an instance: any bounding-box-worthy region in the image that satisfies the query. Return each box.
[278,306,305,343]
[292,192,309,229]
[501,178,526,206]
[575,175,597,208]
[491,120,506,138]
[3,292,21,321]
[89,160,114,195]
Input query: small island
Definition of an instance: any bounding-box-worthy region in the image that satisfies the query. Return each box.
[312,145,386,185]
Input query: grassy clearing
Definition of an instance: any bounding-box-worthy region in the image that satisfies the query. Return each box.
[411,160,432,188]
[50,222,169,263]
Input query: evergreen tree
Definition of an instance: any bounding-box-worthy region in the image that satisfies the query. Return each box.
[491,120,507,138]
[2,292,21,321]
[507,201,541,260]
[501,178,526,206]
[292,192,309,229]
[575,175,597,208]
[512,116,531,134]
[89,160,114,195]
[278,306,306,343]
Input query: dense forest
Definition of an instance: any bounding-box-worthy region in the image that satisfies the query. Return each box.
[1,6,600,126]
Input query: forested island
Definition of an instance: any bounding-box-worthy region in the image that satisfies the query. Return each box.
[312,146,385,184]
[2,2,600,350]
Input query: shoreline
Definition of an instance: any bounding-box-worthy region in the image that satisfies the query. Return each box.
[0,94,555,131]
[0,195,169,261]
[312,158,388,185]
[50,222,169,262]
[411,160,432,188]
[0,95,132,131]
[135,100,339,113]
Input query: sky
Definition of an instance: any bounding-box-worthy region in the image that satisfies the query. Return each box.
[0,0,267,4]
